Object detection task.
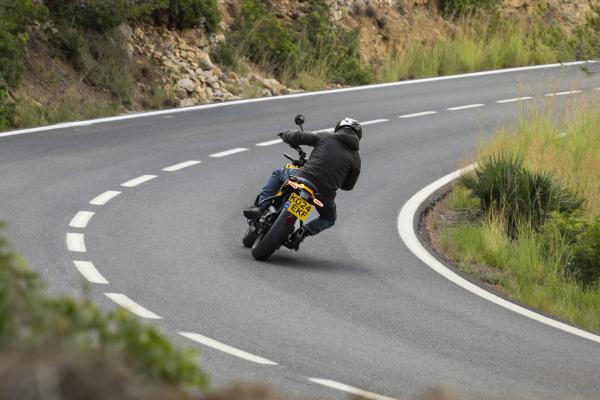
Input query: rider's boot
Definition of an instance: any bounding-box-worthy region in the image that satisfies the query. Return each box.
[243,203,268,219]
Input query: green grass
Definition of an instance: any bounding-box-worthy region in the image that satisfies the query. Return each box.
[437,100,600,333]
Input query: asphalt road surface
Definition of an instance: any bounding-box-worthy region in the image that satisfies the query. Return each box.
[1,63,600,399]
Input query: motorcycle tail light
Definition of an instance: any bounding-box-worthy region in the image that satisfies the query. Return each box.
[313,198,324,207]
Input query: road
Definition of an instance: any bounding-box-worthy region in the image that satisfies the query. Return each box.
[1,63,599,399]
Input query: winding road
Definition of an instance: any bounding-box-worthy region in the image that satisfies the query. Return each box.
[1,63,600,399]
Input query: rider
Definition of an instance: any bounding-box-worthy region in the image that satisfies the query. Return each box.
[244,118,362,249]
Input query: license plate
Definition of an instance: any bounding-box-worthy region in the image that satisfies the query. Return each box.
[287,193,312,222]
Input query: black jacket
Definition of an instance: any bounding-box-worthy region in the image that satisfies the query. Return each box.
[281,127,361,200]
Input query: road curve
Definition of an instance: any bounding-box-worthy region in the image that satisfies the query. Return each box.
[1,64,600,399]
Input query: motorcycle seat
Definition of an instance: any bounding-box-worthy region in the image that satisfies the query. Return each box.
[289,176,319,195]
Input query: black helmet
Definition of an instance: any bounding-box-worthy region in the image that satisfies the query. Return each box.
[334,117,362,140]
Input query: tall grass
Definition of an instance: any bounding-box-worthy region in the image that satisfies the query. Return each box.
[439,99,600,333]
[377,13,563,82]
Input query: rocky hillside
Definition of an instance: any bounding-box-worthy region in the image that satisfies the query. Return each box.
[3,0,599,130]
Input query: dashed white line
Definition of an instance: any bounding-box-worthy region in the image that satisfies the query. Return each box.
[447,103,485,111]
[545,90,582,97]
[90,191,121,205]
[309,378,396,400]
[104,293,161,319]
[399,111,437,119]
[73,261,108,284]
[210,148,248,158]
[163,160,201,172]
[69,211,95,229]
[361,118,389,125]
[256,138,283,147]
[178,331,278,365]
[66,233,86,252]
[496,96,533,103]
[121,174,157,187]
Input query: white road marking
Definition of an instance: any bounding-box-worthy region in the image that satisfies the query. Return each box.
[120,174,157,187]
[361,118,389,125]
[104,293,161,319]
[90,190,121,205]
[256,138,283,147]
[0,61,593,139]
[495,96,533,103]
[73,261,108,284]
[309,378,396,400]
[163,160,201,172]
[69,211,95,229]
[210,148,248,158]
[545,90,582,97]
[315,128,334,133]
[399,111,437,119]
[66,233,86,252]
[397,166,600,345]
[178,331,278,365]
[447,103,485,111]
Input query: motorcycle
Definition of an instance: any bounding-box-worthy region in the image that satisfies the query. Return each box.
[242,114,324,261]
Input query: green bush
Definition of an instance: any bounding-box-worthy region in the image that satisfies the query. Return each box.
[45,0,128,32]
[0,224,207,388]
[459,154,583,236]
[169,0,220,33]
[0,86,16,130]
[440,0,497,17]
[0,0,48,87]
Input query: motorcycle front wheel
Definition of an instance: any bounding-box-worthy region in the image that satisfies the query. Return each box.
[251,210,295,261]
[242,224,258,248]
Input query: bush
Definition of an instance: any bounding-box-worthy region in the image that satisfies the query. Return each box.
[0,0,48,87]
[459,154,583,236]
[0,225,207,388]
[0,86,16,130]
[440,0,497,17]
[169,0,220,33]
[45,0,128,32]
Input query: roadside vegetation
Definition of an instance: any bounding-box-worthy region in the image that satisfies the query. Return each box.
[433,99,600,333]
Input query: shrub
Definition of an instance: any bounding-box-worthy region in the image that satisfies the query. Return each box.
[0,86,16,130]
[459,154,582,236]
[440,0,497,17]
[0,0,48,87]
[45,0,128,32]
[0,225,207,388]
[169,0,221,33]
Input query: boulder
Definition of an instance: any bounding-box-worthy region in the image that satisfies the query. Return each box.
[197,52,215,70]
[177,78,195,93]
[262,78,286,95]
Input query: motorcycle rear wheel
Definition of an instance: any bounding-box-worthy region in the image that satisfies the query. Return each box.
[251,210,295,260]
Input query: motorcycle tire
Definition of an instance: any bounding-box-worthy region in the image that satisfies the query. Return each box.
[242,224,258,248]
[251,210,295,260]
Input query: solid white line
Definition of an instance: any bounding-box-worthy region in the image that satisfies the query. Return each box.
[495,96,533,103]
[66,233,86,252]
[120,174,157,187]
[90,190,121,205]
[361,118,389,125]
[210,148,248,158]
[397,166,600,345]
[0,62,592,139]
[163,160,201,172]
[309,379,396,400]
[104,293,161,319]
[315,128,334,133]
[73,261,108,284]
[69,211,95,229]
[178,331,278,365]
[256,138,283,147]
[545,90,582,97]
[447,103,485,111]
[399,111,437,119]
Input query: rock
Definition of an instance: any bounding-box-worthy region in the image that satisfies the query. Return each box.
[177,78,195,93]
[286,88,304,94]
[239,77,250,86]
[248,73,263,83]
[116,23,133,40]
[174,86,187,100]
[262,89,273,97]
[134,27,145,40]
[262,78,286,95]
[180,98,196,107]
[197,52,215,70]
[350,0,367,16]
[210,81,221,90]
[507,0,528,7]
[227,72,240,82]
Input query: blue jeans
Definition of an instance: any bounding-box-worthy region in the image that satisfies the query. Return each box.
[258,168,336,236]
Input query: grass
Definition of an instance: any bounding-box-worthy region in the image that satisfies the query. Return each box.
[436,99,600,333]
[376,13,569,82]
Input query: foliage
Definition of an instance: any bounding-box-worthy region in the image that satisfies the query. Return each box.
[45,0,128,33]
[459,154,582,236]
[0,0,48,87]
[168,0,220,33]
[0,224,207,388]
[439,0,497,18]
[0,86,16,130]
